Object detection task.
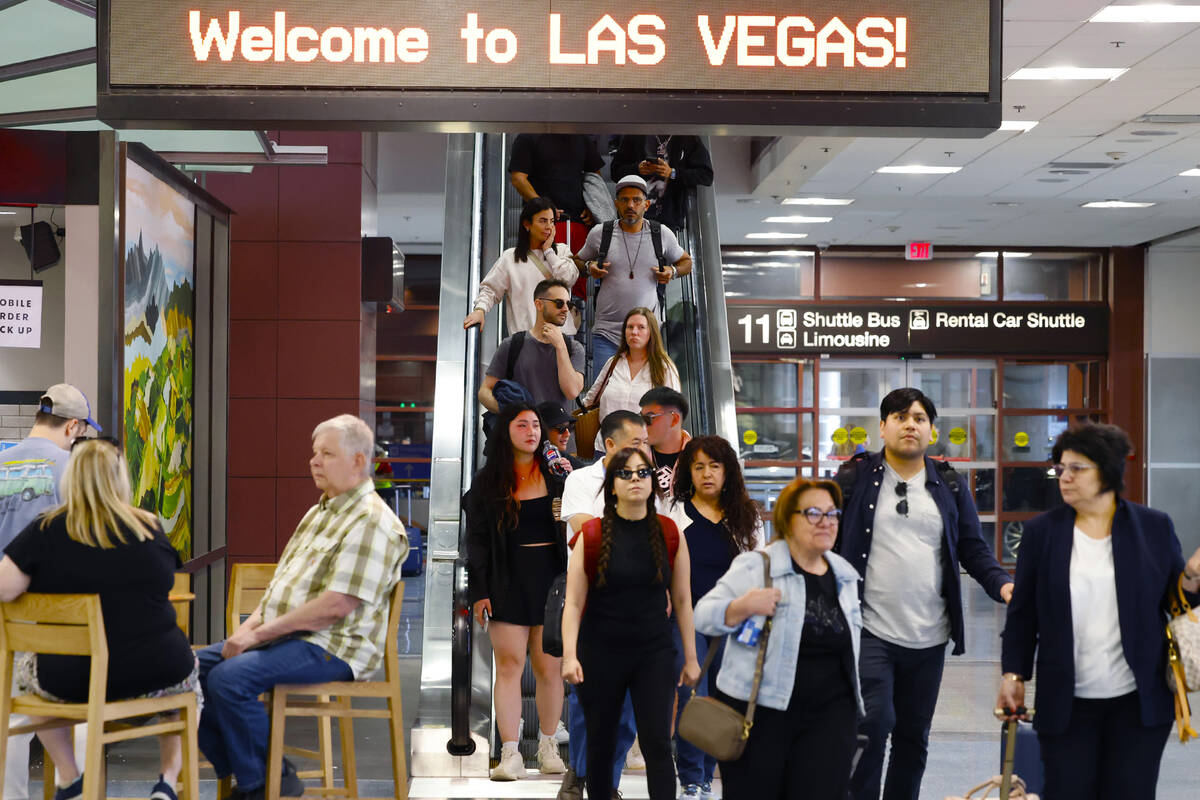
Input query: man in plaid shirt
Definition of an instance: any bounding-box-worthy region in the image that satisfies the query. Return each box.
[197,415,408,800]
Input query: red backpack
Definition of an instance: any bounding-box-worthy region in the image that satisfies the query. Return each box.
[578,514,680,583]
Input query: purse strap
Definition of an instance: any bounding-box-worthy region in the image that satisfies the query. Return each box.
[527,250,554,281]
[584,355,620,411]
[1169,573,1197,622]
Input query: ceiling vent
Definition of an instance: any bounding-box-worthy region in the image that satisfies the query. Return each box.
[1136,114,1200,125]
[1046,162,1120,170]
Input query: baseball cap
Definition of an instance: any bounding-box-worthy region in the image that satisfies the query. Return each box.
[614,174,649,196]
[535,402,573,429]
[39,383,102,432]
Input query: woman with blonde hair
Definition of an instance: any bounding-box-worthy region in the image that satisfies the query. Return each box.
[0,437,199,800]
[580,307,680,452]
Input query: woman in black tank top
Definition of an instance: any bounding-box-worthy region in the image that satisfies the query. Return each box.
[464,403,568,780]
[560,447,702,800]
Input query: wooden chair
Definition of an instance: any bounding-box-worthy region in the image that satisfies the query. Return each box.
[171,572,195,638]
[0,594,200,800]
[220,563,339,797]
[265,581,407,800]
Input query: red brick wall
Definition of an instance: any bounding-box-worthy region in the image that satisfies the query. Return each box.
[205,133,366,560]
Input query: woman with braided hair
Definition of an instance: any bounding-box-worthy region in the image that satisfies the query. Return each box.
[561,447,701,800]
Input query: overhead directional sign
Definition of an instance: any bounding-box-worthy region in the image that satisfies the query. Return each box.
[97,0,1001,132]
[729,304,1110,356]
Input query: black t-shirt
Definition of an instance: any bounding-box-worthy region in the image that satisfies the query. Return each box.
[581,515,672,651]
[5,514,195,702]
[508,134,604,222]
[652,449,680,494]
[789,561,853,709]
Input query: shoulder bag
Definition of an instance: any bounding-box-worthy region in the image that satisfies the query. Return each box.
[677,551,772,762]
[572,356,619,460]
[1167,573,1200,741]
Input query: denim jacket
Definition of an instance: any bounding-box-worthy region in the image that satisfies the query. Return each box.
[694,539,864,714]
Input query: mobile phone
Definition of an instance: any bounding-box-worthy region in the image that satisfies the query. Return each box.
[481,608,490,632]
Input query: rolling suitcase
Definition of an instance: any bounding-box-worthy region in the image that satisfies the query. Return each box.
[945,717,1040,799]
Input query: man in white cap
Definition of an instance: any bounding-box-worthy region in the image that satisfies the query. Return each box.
[0,384,97,798]
[573,175,692,374]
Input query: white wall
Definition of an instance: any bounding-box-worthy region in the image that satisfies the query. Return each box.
[63,205,99,408]
[1145,232,1200,557]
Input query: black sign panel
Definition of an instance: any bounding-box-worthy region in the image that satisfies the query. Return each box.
[96,0,1001,133]
[729,304,1110,356]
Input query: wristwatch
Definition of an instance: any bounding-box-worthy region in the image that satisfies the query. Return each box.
[669,265,678,279]
[670,168,677,180]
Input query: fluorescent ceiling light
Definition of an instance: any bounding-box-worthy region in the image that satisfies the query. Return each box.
[781,197,854,206]
[1000,120,1039,132]
[975,251,1033,258]
[1179,168,1200,177]
[762,215,833,224]
[0,211,18,215]
[1080,200,1155,208]
[877,165,962,175]
[1009,67,1127,81]
[1091,5,1200,23]
[746,232,809,239]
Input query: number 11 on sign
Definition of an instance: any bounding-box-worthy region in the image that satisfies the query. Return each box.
[738,313,770,344]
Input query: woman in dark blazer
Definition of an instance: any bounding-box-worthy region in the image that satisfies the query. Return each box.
[465,402,569,781]
[998,423,1200,800]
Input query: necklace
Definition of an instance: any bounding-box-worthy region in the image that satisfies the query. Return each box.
[622,227,646,280]
[516,460,539,483]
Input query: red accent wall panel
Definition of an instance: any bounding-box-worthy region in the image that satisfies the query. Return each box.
[277,131,363,165]
[229,242,279,320]
[277,241,363,321]
[278,165,363,242]
[227,398,277,478]
[276,478,320,551]
[207,168,280,242]
[1109,247,1146,503]
[228,321,278,399]
[276,321,361,399]
[227,478,277,557]
[276,398,361,478]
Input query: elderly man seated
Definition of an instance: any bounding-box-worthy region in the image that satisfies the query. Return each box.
[197,414,408,800]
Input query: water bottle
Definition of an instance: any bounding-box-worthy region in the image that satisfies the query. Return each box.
[735,616,764,646]
[543,441,569,477]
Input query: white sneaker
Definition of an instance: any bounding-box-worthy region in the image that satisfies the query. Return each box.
[554,720,570,744]
[491,745,525,781]
[700,781,719,800]
[538,736,567,774]
[624,737,645,771]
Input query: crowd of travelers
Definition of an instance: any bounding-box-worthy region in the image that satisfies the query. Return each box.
[0,134,1197,800]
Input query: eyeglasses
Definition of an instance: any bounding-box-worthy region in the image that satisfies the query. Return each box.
[794,507,842,525]
[537,296,569,309]
[895,482,909,517]
[614,467,654,480]
[552,424,573,434]
[71,435,121,451]
[1052,462,1096,478]
[641,411,668,425]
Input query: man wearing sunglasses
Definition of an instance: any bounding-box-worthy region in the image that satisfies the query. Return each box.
[0,383,98,800]
[835,387,1013,800]
[639,387,691,495]
[479,279,585,416]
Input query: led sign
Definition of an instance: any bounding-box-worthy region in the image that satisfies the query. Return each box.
[98,0,1000,131]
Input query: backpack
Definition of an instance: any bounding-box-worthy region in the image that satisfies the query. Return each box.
[480,331,529,438]
[594,219,669,313]
[580,513,680,584]
[835,451,960,510]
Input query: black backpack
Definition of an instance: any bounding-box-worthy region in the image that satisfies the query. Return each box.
[594,219,669,312]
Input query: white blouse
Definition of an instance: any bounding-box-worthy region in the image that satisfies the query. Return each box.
[1069,526,1137,698]
[471,243,579,335]
[581,354,680,449]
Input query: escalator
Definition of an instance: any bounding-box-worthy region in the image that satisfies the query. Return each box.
[409,133,736,778]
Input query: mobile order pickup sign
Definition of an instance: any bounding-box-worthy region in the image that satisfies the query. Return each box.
[98,0,1000,132]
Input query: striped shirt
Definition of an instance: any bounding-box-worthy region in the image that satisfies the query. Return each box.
[258,480,409,678]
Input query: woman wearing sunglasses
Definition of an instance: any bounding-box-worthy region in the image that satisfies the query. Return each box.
[998,423,1200,799]
[668,435,763,799]
[579,306,679,453]
[694,477,864,800]
[561,447,701,800]
[0,437,200,800]
[464,402,569,781]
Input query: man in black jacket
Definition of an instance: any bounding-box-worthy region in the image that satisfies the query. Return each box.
[610,136,713,232]
[836,387,1013,800]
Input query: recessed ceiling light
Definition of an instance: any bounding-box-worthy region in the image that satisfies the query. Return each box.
[762,215,833,224]
[976,251,1033,258]
[1000,120,1039,132]
[780,197,854,206]
[1009,67,1127,81]
[990,201,1022,207]
[1130,129,1177,136]
[876,165,962,174]
[1091,5,1200,23]
[746,232,809,239]
[1081,200,1155,208]
[1180,168,1200,177]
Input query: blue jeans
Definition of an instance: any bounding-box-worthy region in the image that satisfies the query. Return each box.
[567,683,636,786]
[850,631,947,800]
[197,640,354,791]
[672,626,721,786]
[590,334,620,383]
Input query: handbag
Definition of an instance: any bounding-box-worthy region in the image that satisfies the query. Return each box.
[541,572,568,657]
[677,552,772,762]
[572,356,619,460]
[1166,573,1200,741]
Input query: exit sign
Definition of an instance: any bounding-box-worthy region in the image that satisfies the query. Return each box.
[906,242,933,261]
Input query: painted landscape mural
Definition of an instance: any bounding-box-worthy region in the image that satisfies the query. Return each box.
[123,157,195,559]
